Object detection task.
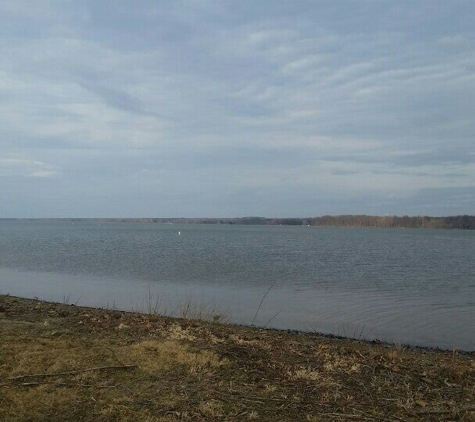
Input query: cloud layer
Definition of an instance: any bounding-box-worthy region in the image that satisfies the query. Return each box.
[1,1,474,217]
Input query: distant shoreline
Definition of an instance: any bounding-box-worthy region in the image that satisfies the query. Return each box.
[2,214,474,230]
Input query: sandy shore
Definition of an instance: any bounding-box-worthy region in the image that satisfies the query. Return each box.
[0,294,474,421]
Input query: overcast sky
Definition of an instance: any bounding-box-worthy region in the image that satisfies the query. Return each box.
[1,1,474,218]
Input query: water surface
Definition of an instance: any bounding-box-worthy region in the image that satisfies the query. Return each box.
[1,220,474,350]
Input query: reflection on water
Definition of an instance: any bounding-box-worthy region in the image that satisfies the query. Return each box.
[0,221,474,350]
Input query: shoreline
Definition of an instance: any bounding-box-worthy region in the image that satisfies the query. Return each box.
[2,215,474,230]
[1,294,474,421]
[5,292,472,354]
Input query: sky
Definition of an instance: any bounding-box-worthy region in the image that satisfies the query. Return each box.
[1,1,474,218]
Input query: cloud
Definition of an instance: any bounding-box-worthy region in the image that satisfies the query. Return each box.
[0,1,474,217]
[437,35,470,47]
[0,158,58,178]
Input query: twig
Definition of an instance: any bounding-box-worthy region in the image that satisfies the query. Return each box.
[251,283,275,326]
[212,391,264,404]
[107,347,126,367]
[213,390,320,405]
[8,365,137,381]
[2,381,119,388]
[318,412,376,420]
[418,405,475,415]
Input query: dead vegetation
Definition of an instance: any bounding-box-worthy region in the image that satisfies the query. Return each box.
[0,295,474,421]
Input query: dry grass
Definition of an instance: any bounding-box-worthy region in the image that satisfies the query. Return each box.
[0,295,474,421]
[130,339,227,375]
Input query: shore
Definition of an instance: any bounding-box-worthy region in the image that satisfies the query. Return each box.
[0,295,474,421]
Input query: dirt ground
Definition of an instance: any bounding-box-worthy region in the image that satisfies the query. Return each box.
[0,295,474,421]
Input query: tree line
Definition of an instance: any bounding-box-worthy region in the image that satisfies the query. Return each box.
[306,215,475,230]
[39,215,475,229]
[228,215,475,229]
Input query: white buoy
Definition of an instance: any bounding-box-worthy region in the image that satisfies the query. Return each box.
[178,231,181,235]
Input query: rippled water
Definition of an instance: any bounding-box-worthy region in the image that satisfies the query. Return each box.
[1,220,474,350]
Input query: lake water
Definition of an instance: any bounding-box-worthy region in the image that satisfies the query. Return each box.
[1,220,474,350]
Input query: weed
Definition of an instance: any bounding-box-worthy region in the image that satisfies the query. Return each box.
[263,310,281,328]
[62,294,79,306]
[338,321,369,340]
[129,289,167,316]
[178,299,228,323]
[251,283,275,326]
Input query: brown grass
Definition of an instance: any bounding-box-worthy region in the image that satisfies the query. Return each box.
[0,295,474,421]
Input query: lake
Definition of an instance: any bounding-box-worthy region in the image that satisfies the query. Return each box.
[1,220,474,350]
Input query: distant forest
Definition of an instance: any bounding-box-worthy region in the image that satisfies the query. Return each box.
[35,215,475,230]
